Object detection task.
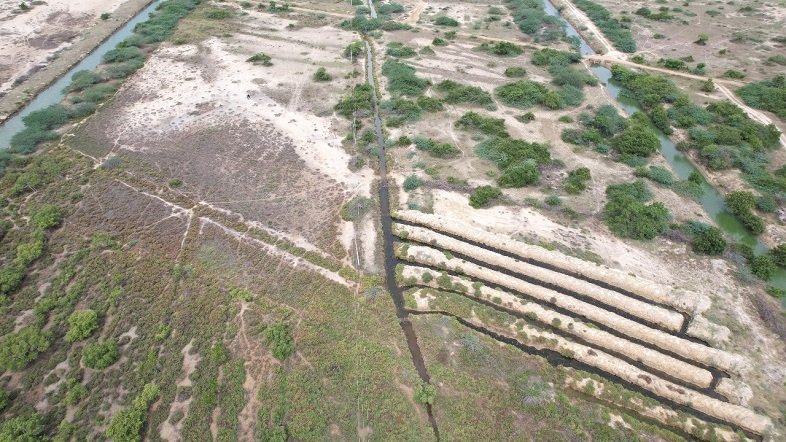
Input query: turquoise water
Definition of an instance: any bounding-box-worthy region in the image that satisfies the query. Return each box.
[0,0,162,149]
[542,0,786,293]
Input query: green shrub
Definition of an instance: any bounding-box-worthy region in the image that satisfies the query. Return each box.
[0,326,51,371]
[9,127,59,153]
[750,255,777,280]
[66,310,98,342]
[103,58,145,79]
[736,75,786,119]
[469,186,502,208]
[416,95,444,112]
[495,80,560,109]
[264,323,295,360]
[435,80,494,107]
[106,383,160,442]
[505,0,565,42]
[335,84,374,118]
[343,41,365,59]
[247,52,272,66]
[505,67,527,77]
[414,382,437,404]
[313,67,332,82]
[564,167,591,194]
[81,83,118,103]
[65,70,103,93]
[30,204,61,229]
[455,112,508,137]
[0,413,44,441]
[386,42,418,58]
[204,8,233,19]
[692,226,727,255]
[432,37,448,46]
[497,160,539,187]
[478,41,523,57]
[611,123,660,157]
[403,175,424,191]
[545,195,562,206]
[548,64,597,88]
[475,136,551,169]
[382,60,431,97]
[340,196,375,221]
[414,136,460,158]
[378,2,404,14]
[722,69,746,79]
[434,16,459,26]
[769,244,786,267]
[23,104,71,130]
[82,340,119,369]
[604,181,669,240]
[572,0,637,52]
[531,48,581,66]
[102,46,144,63]
[340,14,382,32]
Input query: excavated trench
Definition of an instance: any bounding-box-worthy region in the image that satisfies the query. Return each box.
[393,217,691,324]
[364,40,440,440]
[397,256,729,389]
[407,310,760,441]
[404,283,723,397]
[395,231,707,345]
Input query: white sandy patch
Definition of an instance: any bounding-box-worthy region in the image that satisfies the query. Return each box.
[110,38,373,190]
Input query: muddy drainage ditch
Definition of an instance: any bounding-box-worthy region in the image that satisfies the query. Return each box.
[364,38,440,440]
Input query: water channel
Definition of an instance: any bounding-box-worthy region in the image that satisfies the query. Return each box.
[542,0,786,293]
[0,0,163,149]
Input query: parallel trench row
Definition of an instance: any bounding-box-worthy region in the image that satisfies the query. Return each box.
[389,224,770,438]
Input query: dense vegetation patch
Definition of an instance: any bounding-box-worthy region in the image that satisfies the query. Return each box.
[736,75,786,119]
[335,84,374,119]
[434,16,459,27]
[604,181,669,240]
[435,80,495,109]
[564,167,591,194]
[725,191,765,235]
[386,42,418,58]
[503,0,565,42]
[469,186,502,208]
[382,60,431,97]
[414,137,461,158]
[495,80,583,110]
[572,0,636,52]
[477,41,523,57]
[454,112,509,138]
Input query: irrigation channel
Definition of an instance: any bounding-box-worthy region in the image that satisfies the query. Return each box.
[364,40,441,440]
[0,0,163,148]
[540,0,786,294]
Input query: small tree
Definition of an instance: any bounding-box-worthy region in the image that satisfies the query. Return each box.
[30,204,61,229]
[264,323,294,360]
[692,226,727,255]
[769,244,786,267]
[82,340,119,369]
[313,67,332,82]
[695,33,709,45]
[414,382,437,405]
[750,255,777,280]
[66,310,98,342]
[469,186,502,208]
[700,79,715,93]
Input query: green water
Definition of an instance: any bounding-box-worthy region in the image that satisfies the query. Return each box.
[542,0,786,293]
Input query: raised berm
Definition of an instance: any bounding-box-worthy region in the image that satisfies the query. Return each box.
[392,210,773,440]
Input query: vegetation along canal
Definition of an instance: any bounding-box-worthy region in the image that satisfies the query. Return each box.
[542,0,786,294]
[0,0,164,148]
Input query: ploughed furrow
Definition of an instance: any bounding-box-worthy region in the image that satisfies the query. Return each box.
[396,243,747,376]
[399,265,714,390]
[394,222,685,333]
[406,302,771,437]
[393,210,709,316]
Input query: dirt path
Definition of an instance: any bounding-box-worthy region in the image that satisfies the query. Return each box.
[405,0,426,25]
[557,0,615,55]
